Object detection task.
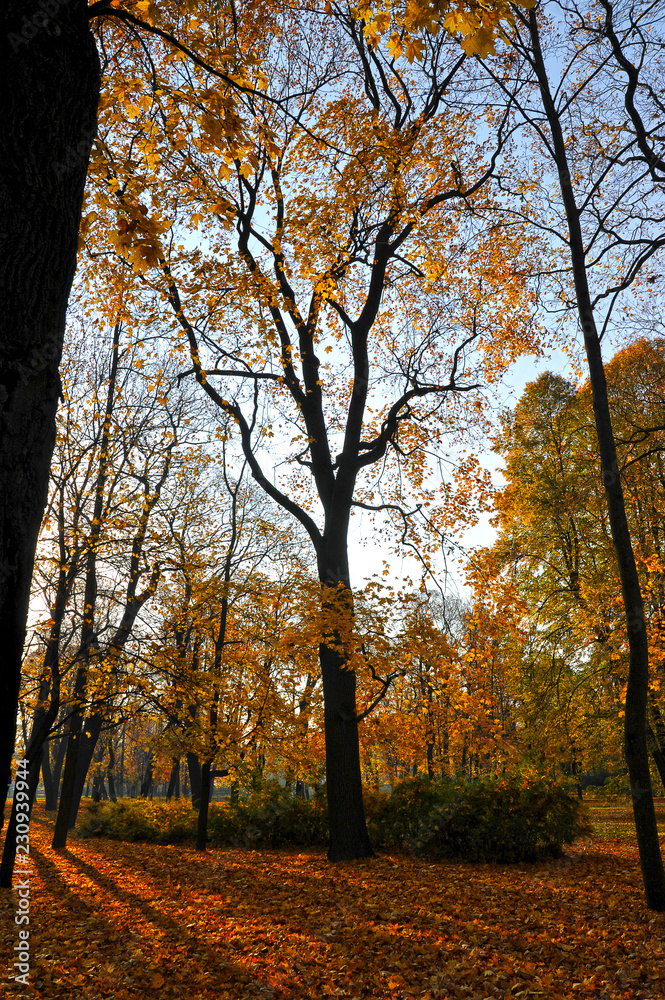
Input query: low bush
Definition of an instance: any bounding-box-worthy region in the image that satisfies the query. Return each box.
[79,782,327,849]
[78,798,196,844]
[208,780,327,848]
[79,773,590,862]
[372,773,592,862]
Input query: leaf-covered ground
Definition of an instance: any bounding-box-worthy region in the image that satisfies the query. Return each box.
[2,802,665,999]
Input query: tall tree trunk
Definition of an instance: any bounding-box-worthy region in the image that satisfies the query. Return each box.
[53,322,123,848]
[166,758,180,800]
[319,617,372,861]
[119,724,126,798]
[196,760,212,851]
[529,8,665,910]
[649,700,665,788]
[107,738,117,803]
[1,660,62,884]
[187,752,201,809]
[426,741,435,781]
[52,666,88,846]
[0,751,41,888]
[51,732,67,806]
[0,0,100,831]
[41,744,55,808]
[69,713,103,823]
[140,753,154,798]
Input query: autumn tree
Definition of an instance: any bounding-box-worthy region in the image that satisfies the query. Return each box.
[145,447,318,848]
[0,0,263,831]
[0,0,99,829]
[81,0,542,859]
[476,373,624,780]
[480,341,665,793]
[357,588,517,783]
[0,0,531,835]
[0,303,204,879]
[0,0,544,852]
[474,0,665,909]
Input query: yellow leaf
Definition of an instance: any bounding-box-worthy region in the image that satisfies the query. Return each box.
[404,38,424,63]
[387,31,403,59]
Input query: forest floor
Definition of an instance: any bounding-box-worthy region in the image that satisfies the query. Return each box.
[1,801,665,1000]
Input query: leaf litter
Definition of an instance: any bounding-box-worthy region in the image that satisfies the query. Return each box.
[1,804,664,999]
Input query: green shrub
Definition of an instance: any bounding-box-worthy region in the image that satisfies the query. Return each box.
[79,783,328,849]
[78,798,196,843]
[372,773,592,862]
[79,773,590,863]
[208,780,327,848]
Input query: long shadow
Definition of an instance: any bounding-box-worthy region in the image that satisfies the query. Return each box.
[30,844,278,998]
[27,830,653,1000]
[57,840,445,995]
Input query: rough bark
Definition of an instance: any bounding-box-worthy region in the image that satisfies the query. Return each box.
[320,637,372,860]
[0,0,100,831]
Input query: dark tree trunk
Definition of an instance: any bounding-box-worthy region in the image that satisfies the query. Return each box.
[92,772,107,801]
[426,741,435,780]
[0,752,41,887]
[41,743,55,808]
[295,780,308,799]
[648,724,665,793]
[0,0,100,830]
[69,713,102,822]
[140,753,154,798]
[166,758,180,800]
[51,733,67,806]
[119,725,126,798]
[54,321,125,849]
[649,701,665,791]
[52,664,88,846]
[196,760,212,851]
[107,767,116,803]
[187,752,202,809]
[320,639,373,861]
[1,662,62,884]
[107,737,117,802]
[528,8,665,910]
